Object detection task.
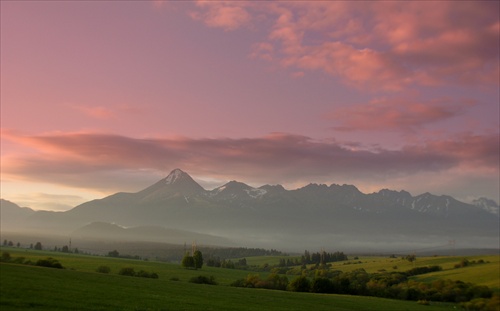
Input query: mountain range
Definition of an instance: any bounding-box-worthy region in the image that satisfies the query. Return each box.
[1,169,499,252]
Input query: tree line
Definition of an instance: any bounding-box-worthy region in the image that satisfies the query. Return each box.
[206,257,248,269]
[278,250,348,267]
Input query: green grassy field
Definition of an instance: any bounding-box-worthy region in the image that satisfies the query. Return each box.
[0,248,460,311]
[410,257,500,290]
[241,253,500,290]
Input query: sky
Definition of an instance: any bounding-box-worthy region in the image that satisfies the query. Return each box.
[1,1,499,211]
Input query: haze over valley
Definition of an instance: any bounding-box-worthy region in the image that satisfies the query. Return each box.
[2,169,498,254]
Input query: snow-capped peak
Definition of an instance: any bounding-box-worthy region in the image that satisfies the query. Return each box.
[472,197,500,216]
[165,169,184,184]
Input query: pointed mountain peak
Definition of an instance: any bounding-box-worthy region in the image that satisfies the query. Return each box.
[158,169,204,191]
[137,169,205,201]
[164,168,187,184]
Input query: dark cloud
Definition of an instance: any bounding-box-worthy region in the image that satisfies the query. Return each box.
[3,131,498,192]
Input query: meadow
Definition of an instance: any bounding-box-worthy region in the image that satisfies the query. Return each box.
[332,255,500,290]
[243,253,499,291]
[0,247,474,311]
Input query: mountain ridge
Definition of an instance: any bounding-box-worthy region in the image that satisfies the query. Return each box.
[1,169,498,251]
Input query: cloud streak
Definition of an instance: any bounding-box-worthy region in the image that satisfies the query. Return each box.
[328,97,472,132]
[2,130,498,193]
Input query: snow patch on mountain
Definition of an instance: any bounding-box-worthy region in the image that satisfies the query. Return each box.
[472,198,500,216]
[216,186,226,193]
[245,188,267,199]
[165,169,184,184]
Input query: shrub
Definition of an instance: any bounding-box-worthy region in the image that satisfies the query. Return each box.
[406,265,442,276]
[1,251,11,262]
[230,278,246,287]
[136,270,159,279]
[311,277,335,293]
[96,265,111,274]
[36,257,63,269]
[288,276,311,292]
[455,258,470,269]
[189,275,217,285]
[118,267,136,276]
[460,298,488,310]
[108,250,119,257]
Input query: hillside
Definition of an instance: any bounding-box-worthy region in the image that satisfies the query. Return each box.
[0,248,467,311]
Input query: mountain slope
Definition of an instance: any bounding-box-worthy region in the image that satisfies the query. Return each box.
[0,199,35,231]
[2,169,499,251]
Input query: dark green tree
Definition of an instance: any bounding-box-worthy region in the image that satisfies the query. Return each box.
[181,253,195,269]
[193,250,203,269]
[289,275,311,292]
[34,242,42,250]
[118,267,135,276]
[96,265,111,274]
[1,252,11,262]
[108,250,119,257]
[36,257,63,269]
[405,254,416,263]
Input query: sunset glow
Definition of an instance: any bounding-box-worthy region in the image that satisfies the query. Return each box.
[1,1,498,210]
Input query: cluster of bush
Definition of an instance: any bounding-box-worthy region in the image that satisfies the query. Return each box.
[454,258,487,269]
[231,266,495,305]
[35,257,63,269]
[189,275,217,285]
[117,267,158,279]
[205,257,247,269]
[460,295,500,311]
[1,251,63,269]
[231,273,289,290]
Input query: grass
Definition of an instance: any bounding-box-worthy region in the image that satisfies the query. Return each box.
[237,253,500,289]
[0,247,255,285]
[410,256,500,290]
[237,253,500,293]
[1,263,454,311]
[0,248,458,311]
[331,255,500,290]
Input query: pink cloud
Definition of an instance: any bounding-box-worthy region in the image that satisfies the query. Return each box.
[191,2,252,31]
[412,133,500,169]
[2,130,497,192]
[329,97,470,132]
[190,1,500,90]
